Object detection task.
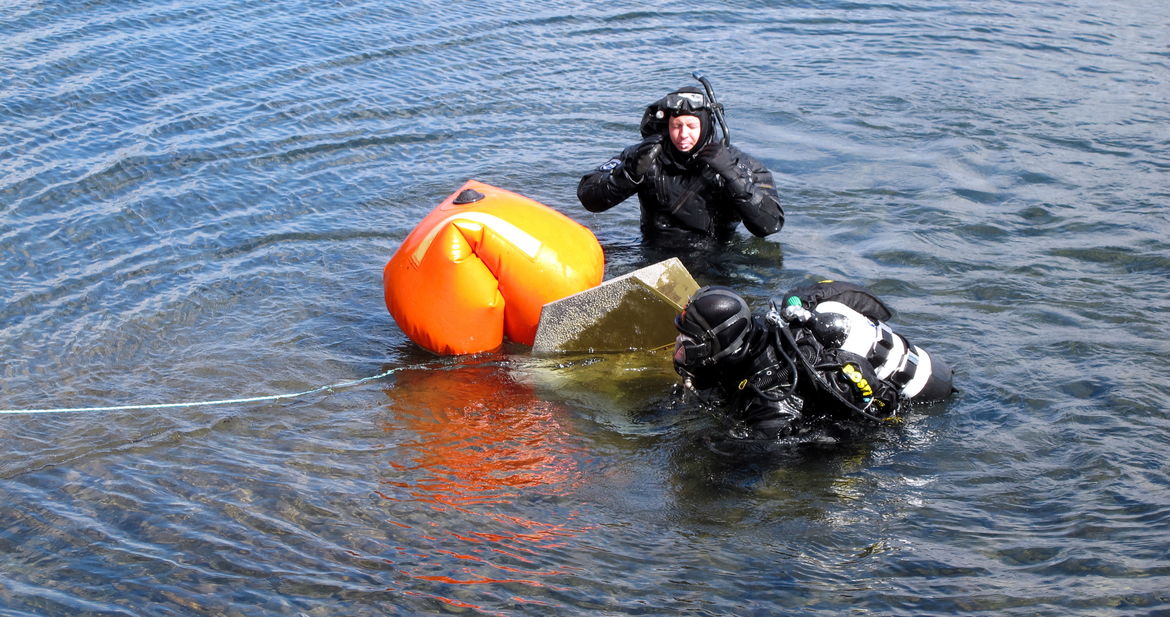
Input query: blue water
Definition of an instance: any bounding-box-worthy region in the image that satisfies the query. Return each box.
[2,1,1169,615]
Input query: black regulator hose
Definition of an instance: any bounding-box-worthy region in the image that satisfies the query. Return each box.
[775,320,890,423]
[751,322,800,403]
[692,71,731,147]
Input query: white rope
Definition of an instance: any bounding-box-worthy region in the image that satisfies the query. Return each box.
[0,364,424,415]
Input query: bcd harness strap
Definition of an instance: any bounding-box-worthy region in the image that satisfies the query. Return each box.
[868,323,896,367]
[867,323,919,391]
[889,350,919,389]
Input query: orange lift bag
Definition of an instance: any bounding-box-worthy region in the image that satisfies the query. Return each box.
[384,180,605,355]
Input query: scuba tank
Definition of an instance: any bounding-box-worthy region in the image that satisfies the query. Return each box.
[778,298,955,404]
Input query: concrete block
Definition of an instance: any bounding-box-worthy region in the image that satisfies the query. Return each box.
[532,258,699,354]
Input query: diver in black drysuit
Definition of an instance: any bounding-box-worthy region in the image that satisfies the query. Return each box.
[577,85,784,247]
[672,281,955,441]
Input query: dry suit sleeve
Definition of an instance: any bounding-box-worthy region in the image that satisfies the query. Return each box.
[577,144,642,213]
[724,149,785,237]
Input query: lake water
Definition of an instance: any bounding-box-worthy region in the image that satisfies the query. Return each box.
[2,1,1169,615]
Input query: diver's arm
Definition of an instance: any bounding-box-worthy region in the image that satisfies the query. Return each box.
[699,144,785,237]
[577,143,646,213]
[725,151,784,237]
[739,394,802,439]
[733,158,784,237]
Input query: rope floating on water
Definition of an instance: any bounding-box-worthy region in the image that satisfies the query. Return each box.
[0,364,427,415]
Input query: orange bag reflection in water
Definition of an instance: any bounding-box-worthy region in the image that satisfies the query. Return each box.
[384,361,582,499]
[383,180,605,355]
[376,359,593,611]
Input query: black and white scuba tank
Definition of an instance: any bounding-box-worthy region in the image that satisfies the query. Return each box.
[799,300,954,403]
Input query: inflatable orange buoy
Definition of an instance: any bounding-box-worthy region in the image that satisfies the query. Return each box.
[383,180,604,355]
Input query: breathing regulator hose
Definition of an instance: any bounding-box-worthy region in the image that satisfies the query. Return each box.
[767,309,892,424]
[745,310,800,404]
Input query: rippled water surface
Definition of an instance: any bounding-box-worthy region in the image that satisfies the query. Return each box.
[3,1,1169,615]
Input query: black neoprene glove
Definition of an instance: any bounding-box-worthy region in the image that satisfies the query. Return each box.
[626,134,662,183]
[698,142,751,196]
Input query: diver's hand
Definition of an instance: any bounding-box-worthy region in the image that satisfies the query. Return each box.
[627,134,662,182]
[698,142,750,195]
[697,141,736,175]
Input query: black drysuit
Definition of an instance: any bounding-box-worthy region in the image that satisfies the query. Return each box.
[577,139,784,246]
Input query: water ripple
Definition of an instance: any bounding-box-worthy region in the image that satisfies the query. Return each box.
[3,0,1170,615]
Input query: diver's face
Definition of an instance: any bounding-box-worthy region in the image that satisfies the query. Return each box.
[668,115,702,152]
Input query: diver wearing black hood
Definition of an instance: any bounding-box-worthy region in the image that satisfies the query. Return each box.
[673,282,956,441]
[578,85,784,246]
